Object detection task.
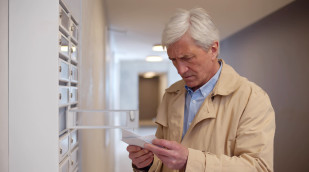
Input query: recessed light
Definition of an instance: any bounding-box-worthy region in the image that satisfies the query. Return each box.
[145,56,163,62]
[143,72,156,78]
[152,45,166,52]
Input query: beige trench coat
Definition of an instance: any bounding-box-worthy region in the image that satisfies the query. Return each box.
[148,60,275,172]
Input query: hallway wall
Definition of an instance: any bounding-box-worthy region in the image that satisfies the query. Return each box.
[220,1,309,171]
[79,0,114,171]
[0,0,8,171]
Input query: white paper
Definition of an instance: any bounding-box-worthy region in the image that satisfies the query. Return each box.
[121,129,156,148]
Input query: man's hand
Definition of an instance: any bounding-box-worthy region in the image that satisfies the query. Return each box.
[144,139,189,170]
[127,145,154,169]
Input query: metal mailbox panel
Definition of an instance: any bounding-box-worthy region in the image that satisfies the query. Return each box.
[70,65,78,83]
[59,86,69,105]
[59,134,69,160]
[70,21,78,41]
[59,6,70,31]
[70,43,78,62]
[59,59,70,81]
[59,157,69,172]
[69,147,78,172]
[70,130,78,149]
[69,87,78,103]
[59,107,67,134]
[59,34,70,58]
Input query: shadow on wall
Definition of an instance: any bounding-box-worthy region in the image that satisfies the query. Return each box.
[220,1,309,171]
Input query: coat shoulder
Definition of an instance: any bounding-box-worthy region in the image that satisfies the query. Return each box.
[165,80,185,93]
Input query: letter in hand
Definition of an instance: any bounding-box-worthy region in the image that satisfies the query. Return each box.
[127,145,154,169]
[144,139,189,170]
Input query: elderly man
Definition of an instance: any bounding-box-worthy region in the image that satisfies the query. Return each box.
[127,8,275,172]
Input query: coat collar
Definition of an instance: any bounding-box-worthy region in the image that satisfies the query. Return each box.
[212,59,242,96]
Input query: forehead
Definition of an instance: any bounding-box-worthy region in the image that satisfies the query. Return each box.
[167,35,197,58]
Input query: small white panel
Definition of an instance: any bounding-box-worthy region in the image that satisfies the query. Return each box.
[59,86,69,106]
[59,133,69,160]
[67,109,139,129]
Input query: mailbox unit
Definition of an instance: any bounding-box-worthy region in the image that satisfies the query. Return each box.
[58,0,79,171]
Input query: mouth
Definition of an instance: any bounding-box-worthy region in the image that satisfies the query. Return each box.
[183,75,194,80]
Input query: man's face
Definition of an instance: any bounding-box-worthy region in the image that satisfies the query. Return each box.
[167,33,219,91]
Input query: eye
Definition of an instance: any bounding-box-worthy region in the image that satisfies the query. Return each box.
[169,57,176,61]
[183,55,193,61]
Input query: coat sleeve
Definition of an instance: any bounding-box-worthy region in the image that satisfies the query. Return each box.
[185,89,276,172]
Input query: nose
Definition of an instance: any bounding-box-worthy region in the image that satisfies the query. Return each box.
[175,61,188,75]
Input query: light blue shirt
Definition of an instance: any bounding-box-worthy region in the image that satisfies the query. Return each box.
[182,62,222,138]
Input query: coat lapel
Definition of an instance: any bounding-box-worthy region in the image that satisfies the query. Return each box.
[169,90,186,143]
[182,96,216,141]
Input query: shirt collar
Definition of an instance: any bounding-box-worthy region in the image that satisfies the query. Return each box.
[185,61,222,97]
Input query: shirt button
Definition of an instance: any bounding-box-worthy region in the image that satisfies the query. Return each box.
[192,100,196,103]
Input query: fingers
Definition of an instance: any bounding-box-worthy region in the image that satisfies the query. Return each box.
[129,149,150,160]
[134,151,153,166]
[144,142,171,156]
[137,154,154,168]
[127,145,154,169]
[127,145,142,152]
[145,139,189,170]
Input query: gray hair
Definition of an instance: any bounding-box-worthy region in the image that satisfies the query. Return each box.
[162,8,219,51]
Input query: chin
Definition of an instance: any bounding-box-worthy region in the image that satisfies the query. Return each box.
[185,82,197,88]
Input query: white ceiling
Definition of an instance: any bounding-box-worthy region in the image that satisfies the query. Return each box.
[104,0,294,61]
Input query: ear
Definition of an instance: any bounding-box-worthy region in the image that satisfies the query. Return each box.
[210,41,219,60]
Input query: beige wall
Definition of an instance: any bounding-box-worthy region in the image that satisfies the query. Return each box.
[0,0,8,171]
[79,0,114,171]
[220,1,309,171]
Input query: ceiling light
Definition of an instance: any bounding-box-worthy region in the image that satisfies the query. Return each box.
[143,72,156,78]
[152,45,166,52]
[145,56,163,62]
